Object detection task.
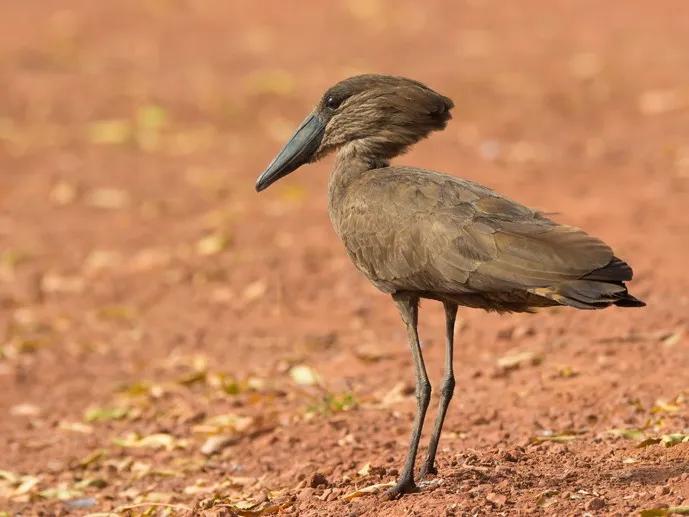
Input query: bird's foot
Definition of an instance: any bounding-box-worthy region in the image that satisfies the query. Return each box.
[385,477,418,500]
[419,463,438,479]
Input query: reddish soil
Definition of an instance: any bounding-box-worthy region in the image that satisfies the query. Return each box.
[1,1,689,515]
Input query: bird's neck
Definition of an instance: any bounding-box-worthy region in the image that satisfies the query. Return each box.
[328,141,389,204]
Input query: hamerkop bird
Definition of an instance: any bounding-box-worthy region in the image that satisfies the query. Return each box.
[255,74,644,498]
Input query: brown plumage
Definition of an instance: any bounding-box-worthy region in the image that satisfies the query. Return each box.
[255,74,644,498]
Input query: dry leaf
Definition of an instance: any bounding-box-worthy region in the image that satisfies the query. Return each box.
[84,406,129,423]
[497,351,542,370]
[200,435,235,455]
[357,463,371,476]
[196,232,231,256]
[58,421,94,434]
[243,280,267,301]
[114,432,185,451]
[10,403,41,416]
[638,89,686,115]
[342,482,395,501]
[530,432,579,444]
[609,428,646,441]
[86,188,130,210]
[289,365,321,386]
[87,120,132,144]
[50,181,78,206]
[41,273,84,294]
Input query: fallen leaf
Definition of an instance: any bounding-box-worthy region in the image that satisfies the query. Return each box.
[58,421,94,434]
[353,344,391,362]
[289,365,320,386]
[196,232,231,256]
[662,330,682,347]
[243,280,267,301]
[39,483,83,501]
[41,272,84,294]
[557,366,578,378]
[497,351,542,370]
[652,400,681,414]
[83,250,122,273]
[200,435,235,456]
[10,403,41,416]
[192,413,254,434]
[114,432,186,451]
[50,181,78,206]
[77,450,106,469]
[84,406,129,423]
[85,188,130,210]
[357,463,371,476]
[307,392,357,414]
[342,482,395,500]
[661,433,689,447]
[136,105,167,130]
[609,428,646,441]
[639,89,686,115]
[87,120,132,145]
[530,432,579,444]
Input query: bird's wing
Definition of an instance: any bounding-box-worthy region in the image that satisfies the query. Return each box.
[336,168,613,294]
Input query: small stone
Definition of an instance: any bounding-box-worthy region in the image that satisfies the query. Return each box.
[66,497,97,509]
[654,485,670,496]
[298,487,315,501]
[502,449,522,462]
[586,497,606,511]
[486,492,507,506]
[310,472,329,488]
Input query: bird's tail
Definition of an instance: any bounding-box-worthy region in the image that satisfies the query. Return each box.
[530,256,646,310]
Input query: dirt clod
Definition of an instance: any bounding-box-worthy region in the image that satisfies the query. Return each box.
[310,472,329,488]
[586,497,606,511]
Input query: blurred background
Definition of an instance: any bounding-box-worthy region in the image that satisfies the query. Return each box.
[1,1,688,514]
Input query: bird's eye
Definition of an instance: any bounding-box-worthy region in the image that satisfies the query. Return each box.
[325,95,341,110]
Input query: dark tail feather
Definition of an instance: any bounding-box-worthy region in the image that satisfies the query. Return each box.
[614,293,646,307]
[584,256,633,282]
[532,278,645,310]
[530,256,645,309]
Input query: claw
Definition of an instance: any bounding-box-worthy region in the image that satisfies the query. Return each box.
[385,478,418,500]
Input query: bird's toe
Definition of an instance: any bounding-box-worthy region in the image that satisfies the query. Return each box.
[385,478,418,500]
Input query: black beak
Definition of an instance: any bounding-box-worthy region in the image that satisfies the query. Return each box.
[255,113,325,192]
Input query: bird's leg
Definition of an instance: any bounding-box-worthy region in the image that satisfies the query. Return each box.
[420,301,457,478]
[386,293,431,499]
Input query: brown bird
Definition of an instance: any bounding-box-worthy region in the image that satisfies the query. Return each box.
[255,74,644,498]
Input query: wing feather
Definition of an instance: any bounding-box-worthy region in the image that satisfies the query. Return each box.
[333,167,613,295]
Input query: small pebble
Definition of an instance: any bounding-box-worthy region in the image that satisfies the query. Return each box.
[586,497,606,511]
[310,472,329,488]
[654,485,670,496]
[298,487,315,501]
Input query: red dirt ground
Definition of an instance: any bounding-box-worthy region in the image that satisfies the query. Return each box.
[2,1,689,515]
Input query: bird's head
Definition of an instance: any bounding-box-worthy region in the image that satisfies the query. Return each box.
[255,74,454,192]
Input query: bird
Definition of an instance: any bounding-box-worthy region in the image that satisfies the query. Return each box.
[255,74,644,499]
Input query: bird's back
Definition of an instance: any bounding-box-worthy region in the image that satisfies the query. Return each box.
[329,166,643,312]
